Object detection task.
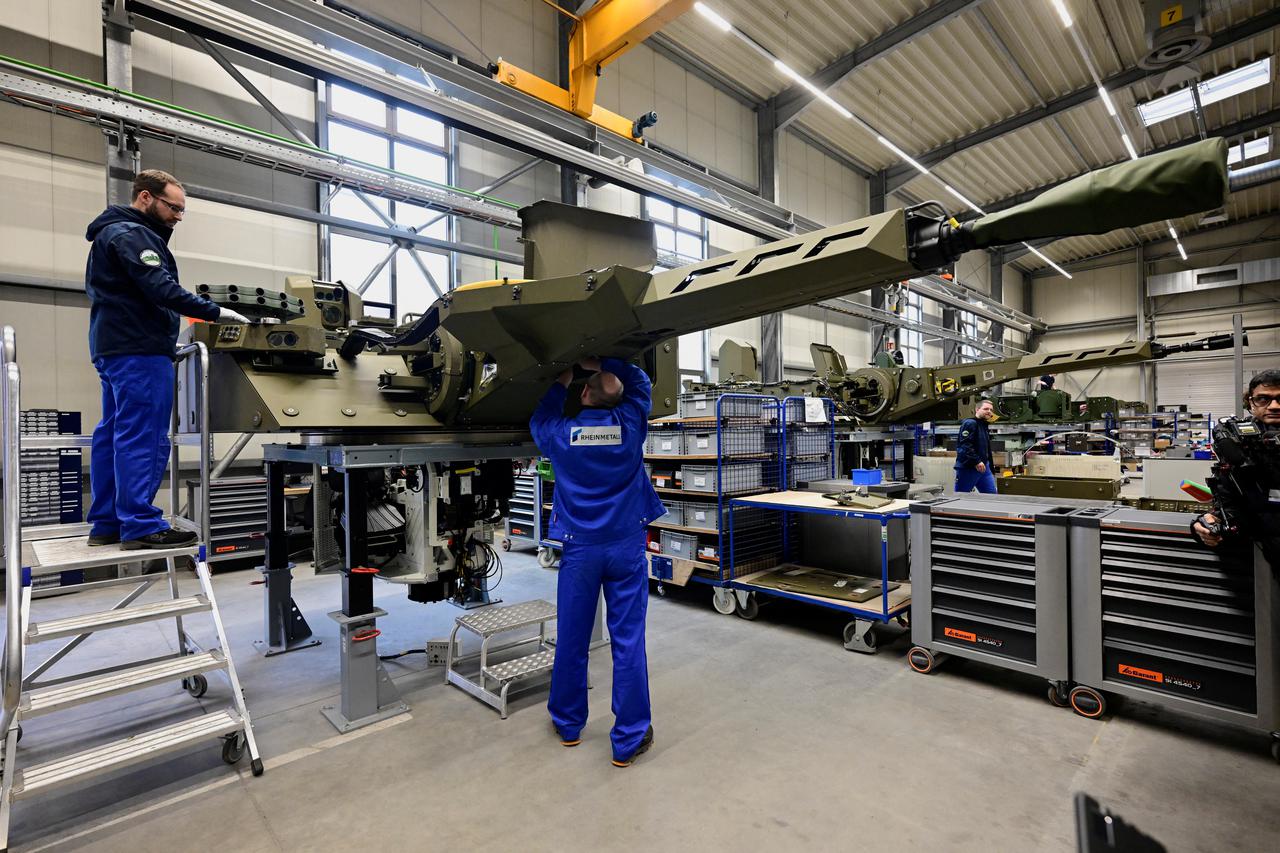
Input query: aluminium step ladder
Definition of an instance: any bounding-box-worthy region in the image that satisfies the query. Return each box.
[0,326,261,851]
[445,599,558,718]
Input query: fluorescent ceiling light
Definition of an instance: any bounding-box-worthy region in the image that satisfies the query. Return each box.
[1121,133,1138,160]
[1138,57,1272,126]
[773,60,853,119]
[944,184,985,215]
[1167,225,1179,241]
[1025,243,1073,279]
[1097,86,1117,116]
[1051,0,1073,28]
[1227,135,1271,165]
[876,135,930,175]
[693,2,732,32]
[1177,243,1188,261]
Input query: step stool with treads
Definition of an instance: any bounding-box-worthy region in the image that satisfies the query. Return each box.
[444,599,557,718]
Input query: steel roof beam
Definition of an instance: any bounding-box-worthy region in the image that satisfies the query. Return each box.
[883,6,1280,195]
[774,0,989,130]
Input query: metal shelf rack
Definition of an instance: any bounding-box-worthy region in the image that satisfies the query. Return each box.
[645,393,783,585]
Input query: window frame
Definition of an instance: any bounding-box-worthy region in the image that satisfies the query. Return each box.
[320,81,456,322]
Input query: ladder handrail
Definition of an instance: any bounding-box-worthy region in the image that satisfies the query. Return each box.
[173,341,211,545]
[2,331,24,731]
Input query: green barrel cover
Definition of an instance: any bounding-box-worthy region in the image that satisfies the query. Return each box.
[969,137,1228,248]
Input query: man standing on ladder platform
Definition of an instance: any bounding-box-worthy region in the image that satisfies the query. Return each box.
[530,356,666,767]
[83,169,248,550]
[954,399,998,494]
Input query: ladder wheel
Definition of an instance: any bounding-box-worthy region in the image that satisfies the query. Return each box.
[222,734,246,765]
[185,674,209,699]
[1069,686,1107,719]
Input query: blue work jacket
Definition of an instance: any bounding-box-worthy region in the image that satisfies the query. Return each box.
[954,417,994,471]
[84,205,220,360]
[530,358,666,545]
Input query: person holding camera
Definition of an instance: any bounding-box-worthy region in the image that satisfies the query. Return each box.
[1192,370,1280,564]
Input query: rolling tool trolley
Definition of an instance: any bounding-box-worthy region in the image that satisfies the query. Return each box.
[1068,506,1279,760]
[907,496,1083,703]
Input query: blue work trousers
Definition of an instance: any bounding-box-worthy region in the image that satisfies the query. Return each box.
[548,531,651,760]
[87,354,175,541]
[954,466,997,494]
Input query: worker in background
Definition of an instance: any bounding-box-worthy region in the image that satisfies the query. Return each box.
[1037,374,1056,390]
[954,399,998,494]
[1192,370,1280,563]
[84,169,248,550]
[530,355,666,767]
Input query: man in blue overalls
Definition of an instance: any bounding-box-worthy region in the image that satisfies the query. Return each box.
[954,399,998,494]
[84,169,247,550]
[530,355,666,767]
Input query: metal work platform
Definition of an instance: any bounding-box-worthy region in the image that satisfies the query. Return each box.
[0,326,263,851]
[445,600,557,719]
[21,532,198,578]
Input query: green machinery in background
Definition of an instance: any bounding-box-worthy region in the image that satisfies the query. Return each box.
[689,332,1230,427]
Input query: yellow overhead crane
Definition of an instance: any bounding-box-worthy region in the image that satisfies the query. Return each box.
[493,0,695,141]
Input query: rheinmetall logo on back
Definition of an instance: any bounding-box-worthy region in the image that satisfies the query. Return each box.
[570,425,621,446]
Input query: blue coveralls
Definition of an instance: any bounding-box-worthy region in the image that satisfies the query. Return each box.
[83,206,221,541]
[530,358,666,760]
[954,415,997,494]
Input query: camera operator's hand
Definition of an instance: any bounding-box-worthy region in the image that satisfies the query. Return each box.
[1193,513,1223,547]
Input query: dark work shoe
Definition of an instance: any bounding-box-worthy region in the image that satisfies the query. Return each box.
[121,528,199,550]
[611,726,654,768]
[87,532,120,547]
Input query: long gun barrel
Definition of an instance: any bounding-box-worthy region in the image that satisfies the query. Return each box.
[431,141,1231,424]
[908,138,1229,268]
[816,334,1239,423]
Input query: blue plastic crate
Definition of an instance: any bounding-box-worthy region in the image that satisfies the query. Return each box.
[850,468,883,486]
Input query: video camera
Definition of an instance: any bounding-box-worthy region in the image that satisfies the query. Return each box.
[1195,416,1280,569]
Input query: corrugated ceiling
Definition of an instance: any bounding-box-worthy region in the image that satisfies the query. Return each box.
[658,0,1279,273]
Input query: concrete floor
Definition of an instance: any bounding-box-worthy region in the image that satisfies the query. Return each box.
[7,547,1280,852]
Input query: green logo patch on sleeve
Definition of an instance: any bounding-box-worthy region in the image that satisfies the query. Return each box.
[139,249,162,267]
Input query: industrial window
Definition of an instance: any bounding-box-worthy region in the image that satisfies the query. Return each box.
[646,197,708,263]
[899,290,923,367]
[958,311,982,362]
[322,82,453,323]
[646,197,710,383]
